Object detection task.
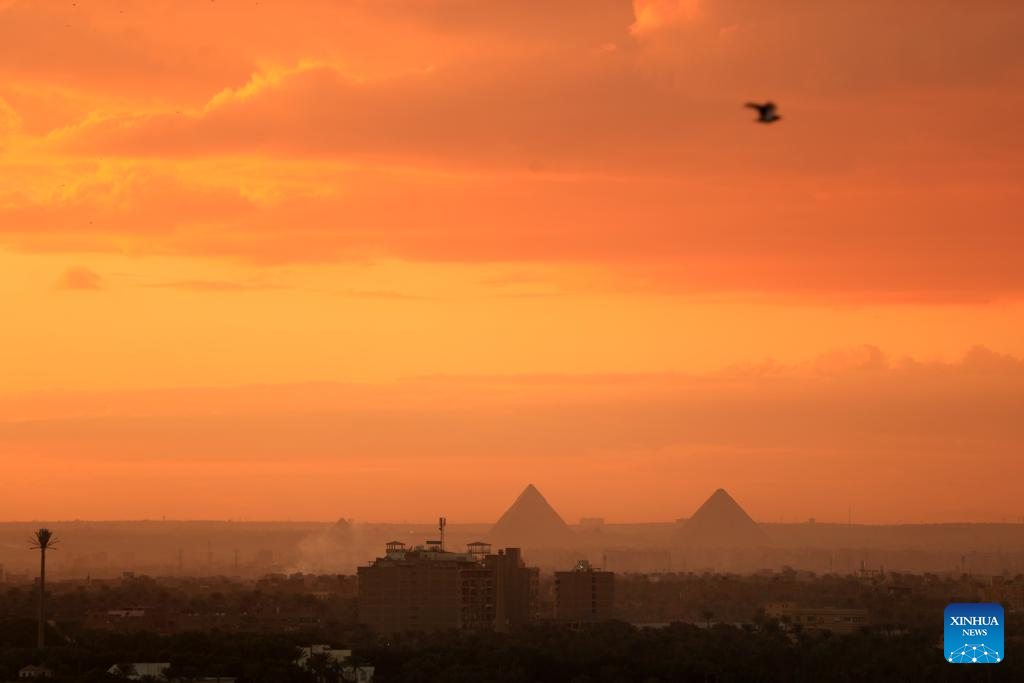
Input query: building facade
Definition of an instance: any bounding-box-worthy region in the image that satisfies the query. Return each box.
[357,541,537,634]
[484,547,538,633]
[554,560,615,622]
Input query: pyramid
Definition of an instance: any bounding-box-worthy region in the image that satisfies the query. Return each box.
[489,484,575,548]
[674,488,768,548]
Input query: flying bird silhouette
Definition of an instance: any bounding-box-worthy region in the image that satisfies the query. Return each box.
[745,101,780,123]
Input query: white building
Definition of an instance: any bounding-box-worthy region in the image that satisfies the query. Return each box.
[342,666,375,682]
[295,645,374,682]
[106,663,170,680]
[295,644,352,669]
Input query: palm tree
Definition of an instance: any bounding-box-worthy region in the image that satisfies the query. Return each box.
[29,528,59,651]
[307,652,332,683]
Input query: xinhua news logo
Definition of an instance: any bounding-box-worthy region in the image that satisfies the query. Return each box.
[944,603,1004,663]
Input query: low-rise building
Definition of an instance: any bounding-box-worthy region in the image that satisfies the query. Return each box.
[107,663,171,680]
[765,602,869,634]
[294,644,374,682]
[341,665,375,682]
[296,644,352,670]
[18,665,53,679]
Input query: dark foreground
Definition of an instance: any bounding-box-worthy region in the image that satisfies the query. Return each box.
[1,620,1021,683]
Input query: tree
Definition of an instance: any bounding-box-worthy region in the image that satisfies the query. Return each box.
[307,652,333,683]
[29,528,58,652]
[112,663,137,679]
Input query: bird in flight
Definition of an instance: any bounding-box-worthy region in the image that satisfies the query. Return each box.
[745,101,781,123]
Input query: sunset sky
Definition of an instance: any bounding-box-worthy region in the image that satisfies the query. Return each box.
[1,0,1022,524]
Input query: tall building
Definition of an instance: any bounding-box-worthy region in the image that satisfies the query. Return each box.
[555,560,615,622]
[484,547,538,633]
[358,539,538,634]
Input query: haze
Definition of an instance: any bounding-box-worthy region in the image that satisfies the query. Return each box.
[1,0,1022,525]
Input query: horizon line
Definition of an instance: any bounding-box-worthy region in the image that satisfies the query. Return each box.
[1,517,1021,527]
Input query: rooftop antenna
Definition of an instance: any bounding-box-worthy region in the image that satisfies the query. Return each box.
[29,528,59,652]
[439,517,446,552]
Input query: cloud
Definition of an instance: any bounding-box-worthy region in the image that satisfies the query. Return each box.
[631,0,701,35]
[0,168,259,246]
[2,163,1021,302]
[55,265,103,290]
[5,345,1023,455]
[140,279,418,299]
[0,96,19,134]
[50,61,696,171]
[0,166,1021,304]
[2,1,1023,304]
[0,1,251,99]
[330,289,424,300]
[145,279,285,293]
[49,57,1023,183]
[0,346,1021,522]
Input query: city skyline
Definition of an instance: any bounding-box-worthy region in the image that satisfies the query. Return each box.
[1,2,1021,680]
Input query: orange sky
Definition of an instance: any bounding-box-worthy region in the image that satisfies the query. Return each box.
[1,0,1022,524]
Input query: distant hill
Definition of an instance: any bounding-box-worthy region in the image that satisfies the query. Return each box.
[488,484,576,549]
[674,488,769,548]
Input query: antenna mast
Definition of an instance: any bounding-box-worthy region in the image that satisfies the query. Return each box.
[29,528,59,652]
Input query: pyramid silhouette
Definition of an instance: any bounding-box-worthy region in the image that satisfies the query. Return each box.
[675,488,768,548]
[489,484,575,548]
